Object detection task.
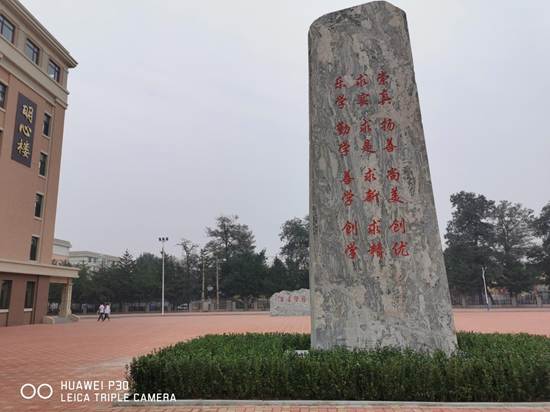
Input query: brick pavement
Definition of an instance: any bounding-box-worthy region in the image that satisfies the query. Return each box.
[1,310,549,412]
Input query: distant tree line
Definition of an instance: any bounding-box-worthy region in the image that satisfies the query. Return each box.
[72,215,309,306]
[444,192,549,301]
[72,193,549,307]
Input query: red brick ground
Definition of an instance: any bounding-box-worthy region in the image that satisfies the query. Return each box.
[1,310,550,412]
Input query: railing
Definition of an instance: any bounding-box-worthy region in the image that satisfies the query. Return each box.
[450,290,549,307]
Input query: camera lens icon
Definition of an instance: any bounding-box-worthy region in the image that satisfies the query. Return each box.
[20,383,53,400]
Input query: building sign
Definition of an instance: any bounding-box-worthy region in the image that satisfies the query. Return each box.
[11,93,37,167]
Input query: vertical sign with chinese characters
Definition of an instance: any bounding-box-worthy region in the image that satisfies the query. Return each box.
[11,93,37,167]
[309,2,457,354]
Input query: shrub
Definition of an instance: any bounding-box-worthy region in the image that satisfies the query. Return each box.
[127,332,550,401]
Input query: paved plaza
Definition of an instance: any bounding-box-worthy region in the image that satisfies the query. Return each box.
[1,310,550,412]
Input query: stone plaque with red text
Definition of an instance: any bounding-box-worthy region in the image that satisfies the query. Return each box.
[309,1,456,354]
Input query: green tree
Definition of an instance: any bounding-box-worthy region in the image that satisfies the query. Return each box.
[205,215,268,301]
[205,215,255,262]
[178,239,201,303]
[444,192,496,298]
[221,250,269,303]
[492,201,536,295]
[532,202,550,284]
[264,257,291,294]
[279,215,309,289]
[72,265,98,304]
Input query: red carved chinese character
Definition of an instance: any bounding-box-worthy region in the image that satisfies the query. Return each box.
[387,167,400,181]
[342,220,358,236]
[342,190,354,206]
[384,137,397,153]
[364,189,380,203]
[364,167,377,182]
[301,296,306,302]
[339,141,350,156]
[389,187,403,203]
[335,95,347,109]
[377,70,389,85]
[355,73,368,87]
[357,92,370,107]
[361,139,376,154]
[335,76,347,89]
[279,297,284,302]
[367,219,381,235]
[379,89,391,105]
[342,170,353,185]
[360,118,372,134]
[336,121,351,136]
[392,241,410,256]
[381,118,396,131]
[345,241,359,260]
[369,241,384,258]
[390,218,406,233]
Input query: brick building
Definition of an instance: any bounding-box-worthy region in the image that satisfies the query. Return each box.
[0,0,78,326]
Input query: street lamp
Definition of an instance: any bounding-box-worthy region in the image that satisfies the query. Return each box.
[481,265,490,311]
[158,236,168,316]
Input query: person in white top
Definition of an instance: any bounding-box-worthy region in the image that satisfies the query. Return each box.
[103,303,111,321]
[97,303,105,322]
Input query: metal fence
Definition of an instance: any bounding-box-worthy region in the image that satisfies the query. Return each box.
[450,290,550,307]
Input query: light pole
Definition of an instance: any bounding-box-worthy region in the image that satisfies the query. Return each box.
[201,254,205,302]
[158,236,168,316]
[481,265,490,311]
[215,257,219,310]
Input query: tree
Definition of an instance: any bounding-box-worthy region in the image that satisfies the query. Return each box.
[444,192,496,298]
[264,257,291,294]
[177,239,201,303]
[72,265,98,304]
[532,201,550,284]
[279,215,309,289]
[205,215,265,301]
[220,250,269,302]
[491,201,536,295]
[205,215,255,261]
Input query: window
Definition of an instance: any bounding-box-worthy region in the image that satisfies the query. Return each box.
[0,83,6,108]
[43,113,51,136]
[24,39,39,64]
[39,152,48,176]
[34,193,44,218]
[0,15,14,43]
[24,282,35,309]
[30,236,39,260]
[0,280,11,309]
[48,60,60,82]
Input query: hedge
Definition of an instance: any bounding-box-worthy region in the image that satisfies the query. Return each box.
[127,332,550,401]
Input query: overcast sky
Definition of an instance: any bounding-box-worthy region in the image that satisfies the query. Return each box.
[23,0,550,259]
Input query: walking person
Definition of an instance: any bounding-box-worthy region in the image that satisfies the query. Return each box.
[97,303,105,321]
[103,303,111,321]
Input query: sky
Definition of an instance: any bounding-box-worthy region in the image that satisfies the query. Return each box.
[22,0,550,259]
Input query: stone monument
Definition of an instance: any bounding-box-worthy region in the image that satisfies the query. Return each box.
[309,1,457,354]
[270,289,310,316]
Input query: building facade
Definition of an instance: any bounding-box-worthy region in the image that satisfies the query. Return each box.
[69,251,120,271]
[0,0,78,326]
[52,238,71,264]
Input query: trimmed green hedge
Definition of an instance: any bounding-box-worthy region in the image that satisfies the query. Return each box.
[127,332,550,401]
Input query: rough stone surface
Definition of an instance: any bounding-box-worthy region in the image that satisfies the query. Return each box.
[309,1,457,354]
[270,289,311,316]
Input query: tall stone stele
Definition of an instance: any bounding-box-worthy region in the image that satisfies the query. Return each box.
[309,1,457,354]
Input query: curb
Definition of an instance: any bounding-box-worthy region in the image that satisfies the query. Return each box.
[113,399,550,408]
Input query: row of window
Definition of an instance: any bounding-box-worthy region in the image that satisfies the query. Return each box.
[0,85,53,133]
[0,14,61,82]
[0,83,53,136]
[0,279,35,310]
